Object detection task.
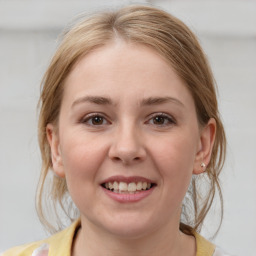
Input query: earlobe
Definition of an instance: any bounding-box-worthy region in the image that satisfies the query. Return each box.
[193,118,216,175]
[46,124,65,178]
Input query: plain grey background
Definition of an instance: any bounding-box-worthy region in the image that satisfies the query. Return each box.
[0,1,256,255]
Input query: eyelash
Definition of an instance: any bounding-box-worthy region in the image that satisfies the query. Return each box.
[147,113,176,127]
[80,113,176,127]
[81,113,110,126]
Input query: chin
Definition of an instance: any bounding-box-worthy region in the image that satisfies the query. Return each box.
[96,212,159,239]
[105,223,154,239]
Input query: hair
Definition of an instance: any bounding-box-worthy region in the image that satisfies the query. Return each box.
[37,5,226,236]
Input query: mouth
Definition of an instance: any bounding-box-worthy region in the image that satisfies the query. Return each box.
[101,181,156,194]
[100,176,157,203]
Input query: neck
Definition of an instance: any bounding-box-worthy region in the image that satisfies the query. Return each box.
[72,217,196,256]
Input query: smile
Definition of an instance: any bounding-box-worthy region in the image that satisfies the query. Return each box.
[102,181,154,194]
[101,176,156,202]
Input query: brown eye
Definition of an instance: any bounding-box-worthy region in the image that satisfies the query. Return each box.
[148,114,175,126]
[153,116,166,125]
[82,114,108,126]
[91,116,104,125]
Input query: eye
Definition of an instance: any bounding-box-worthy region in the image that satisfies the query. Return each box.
[147,113,176,126]
[81,114,109,126]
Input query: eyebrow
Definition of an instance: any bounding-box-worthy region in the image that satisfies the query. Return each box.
[72,96,113,108]
[140,96,184,107]
[71,95,184,108]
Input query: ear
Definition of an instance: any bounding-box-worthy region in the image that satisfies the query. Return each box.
[193,118,216,175]
[46,123,65,178]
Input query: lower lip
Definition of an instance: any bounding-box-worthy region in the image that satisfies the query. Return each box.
[102,186,155,203]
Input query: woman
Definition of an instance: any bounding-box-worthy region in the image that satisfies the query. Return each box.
[3,5,230,256]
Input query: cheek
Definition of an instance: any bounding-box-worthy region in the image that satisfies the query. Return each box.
[58,133,110,214]
[59,133,107,193]
[149,132,198,188]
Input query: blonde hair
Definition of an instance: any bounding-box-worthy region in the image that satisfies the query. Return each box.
[37,5,226,236]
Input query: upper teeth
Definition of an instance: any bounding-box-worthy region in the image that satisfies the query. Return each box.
[104,181,152,192]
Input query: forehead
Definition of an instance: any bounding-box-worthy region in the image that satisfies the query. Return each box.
[68,41,174,80]
[62,41,194,107]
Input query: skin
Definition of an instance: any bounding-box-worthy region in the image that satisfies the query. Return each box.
[47,40,216,256]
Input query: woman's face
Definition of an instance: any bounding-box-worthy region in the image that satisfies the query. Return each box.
[48,41,213,238]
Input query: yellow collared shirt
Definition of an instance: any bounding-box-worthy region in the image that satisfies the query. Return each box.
[2,219,226,256]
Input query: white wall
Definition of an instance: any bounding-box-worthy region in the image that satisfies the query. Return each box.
[1,1,255,255]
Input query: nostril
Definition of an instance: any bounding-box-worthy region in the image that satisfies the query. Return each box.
[111,156,142,165]
[112,156,121,162]
[108,143,146,164]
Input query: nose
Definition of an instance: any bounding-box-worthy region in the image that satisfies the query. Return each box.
[108,125,147,165]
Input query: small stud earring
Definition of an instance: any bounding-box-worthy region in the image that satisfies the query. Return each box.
[200,162,206,168]
[200,162,206,172]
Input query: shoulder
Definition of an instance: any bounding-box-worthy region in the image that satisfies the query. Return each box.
[193,231,215,256]
[1,241,44,256]
[2,219,80,256]
[193,232,234,256]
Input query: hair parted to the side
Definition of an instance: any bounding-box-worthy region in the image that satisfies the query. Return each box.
[37,5,226,236]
